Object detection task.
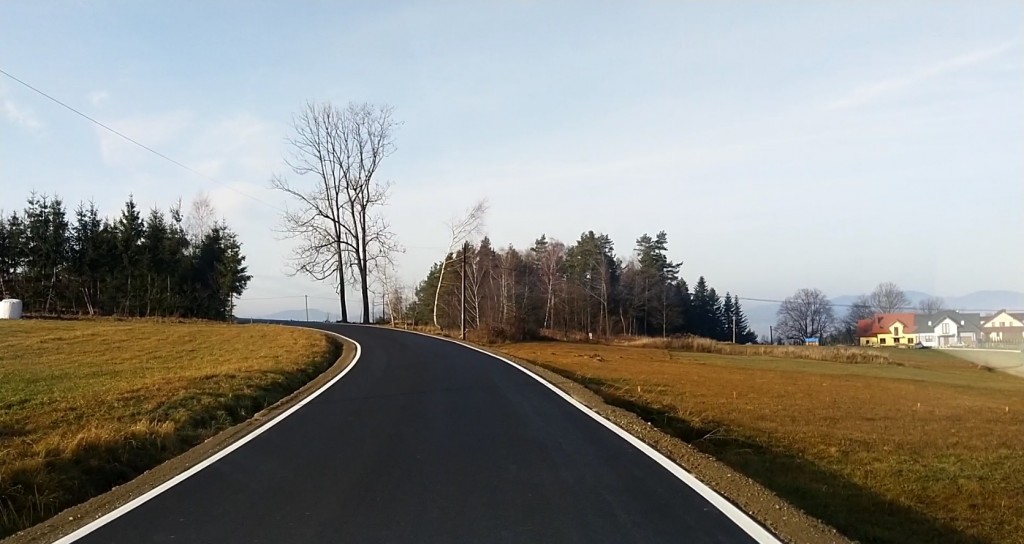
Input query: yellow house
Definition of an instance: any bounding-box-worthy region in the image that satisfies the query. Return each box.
[857,313,918,346]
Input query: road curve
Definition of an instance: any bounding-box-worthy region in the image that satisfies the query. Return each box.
[58,324,778,544]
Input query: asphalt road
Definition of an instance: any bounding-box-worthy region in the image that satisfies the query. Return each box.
[60,324,776,544]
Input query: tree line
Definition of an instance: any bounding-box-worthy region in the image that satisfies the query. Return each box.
[0,192,250,319]
[401,230,757,343]
[774,282,946,344]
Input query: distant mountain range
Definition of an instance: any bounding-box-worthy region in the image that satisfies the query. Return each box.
[744,290,1024,339]
[258,309,336,322]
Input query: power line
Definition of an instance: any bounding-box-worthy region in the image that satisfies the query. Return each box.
[0,67,285,213]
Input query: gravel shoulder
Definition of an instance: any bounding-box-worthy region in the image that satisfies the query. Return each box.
[3,330,358,544]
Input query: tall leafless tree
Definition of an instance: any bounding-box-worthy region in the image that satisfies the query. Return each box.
[776,288,836,341]
[917,296,945,314]
[185,192,217,246]
[272,101,400,323]
[433,199,488,329]
[836,294,874,344]
[532,237,566,329]
[870,281,909,314]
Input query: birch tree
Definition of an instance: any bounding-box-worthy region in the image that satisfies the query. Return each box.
[433,199,488,329]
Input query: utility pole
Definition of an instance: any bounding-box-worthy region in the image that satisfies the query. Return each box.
[732,315,737,343]
[769,325,773,344]
[461,241,468,340]
[304,295,309,321]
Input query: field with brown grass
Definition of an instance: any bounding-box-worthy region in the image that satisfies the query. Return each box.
[499,340,1024,544]
[0,319,336,538]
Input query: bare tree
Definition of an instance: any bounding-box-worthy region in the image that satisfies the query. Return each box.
[532,237,566,330]
[836,294,874,344]
[372,258,406,326]
[185,192,216,246]
[272,101,401,323]
[870,281,909,314]
[433,199,488,329]
[338,103,402,323]
[776,288,836,341]
[917,296,945,314]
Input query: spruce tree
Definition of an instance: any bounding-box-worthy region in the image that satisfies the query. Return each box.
[733,295,757,344]
[721,292,734,342]
[115,197,145,315]
[689,276,714,338]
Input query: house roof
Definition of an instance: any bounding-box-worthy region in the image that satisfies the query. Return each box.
[856,313,918,337]
[918,311,983,334]
[979,310,1024,327]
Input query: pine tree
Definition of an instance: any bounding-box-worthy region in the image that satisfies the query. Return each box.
[191,223,251,319]
[409,261,444,326]
[721,292,734,342]
[689,276,712,338]
[635,231,681,337]
[115,197,145,315]
[70,201,105,315]
[2,193,250,320]
[142,208,170,316]
[6,213,27,298]
[733,295,757,344]
[673,279,691,335]
[0,215,14,299]
[708,287,724,340]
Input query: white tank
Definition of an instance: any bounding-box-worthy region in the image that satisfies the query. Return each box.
[0,299,23,320]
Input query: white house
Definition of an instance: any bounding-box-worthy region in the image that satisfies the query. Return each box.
[979,310,1024,344]
[915,311,982,348]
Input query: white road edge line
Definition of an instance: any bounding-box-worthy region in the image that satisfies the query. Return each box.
[396,328,782,544]
[52,328,362,544]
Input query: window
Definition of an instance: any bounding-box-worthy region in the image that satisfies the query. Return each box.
[894,327,901,336]
[894,337,900,343]
[880,338,887,345]
[942,323,950,334]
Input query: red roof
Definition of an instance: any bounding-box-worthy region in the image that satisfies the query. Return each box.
[856,313,917,337]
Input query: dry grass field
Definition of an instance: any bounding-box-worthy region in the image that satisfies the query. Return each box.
[499,341,1024,544]
[0,319,336,538]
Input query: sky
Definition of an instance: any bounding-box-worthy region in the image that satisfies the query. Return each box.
[2,1,1022,319]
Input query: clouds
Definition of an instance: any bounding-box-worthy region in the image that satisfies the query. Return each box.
[95,109,194,167]
[1,86,42,131]
[88,90,110,107]
[91,110,281,193]
[827,41,1018,111]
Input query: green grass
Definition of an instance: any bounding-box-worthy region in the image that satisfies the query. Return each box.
[0,319,337,538]
[500,341,1024,544]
